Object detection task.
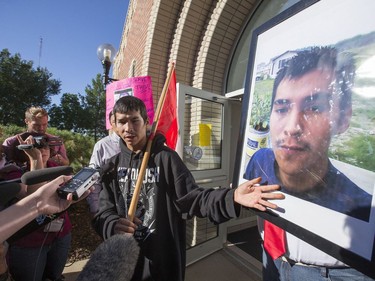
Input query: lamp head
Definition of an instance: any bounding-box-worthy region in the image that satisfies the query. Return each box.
[97,43,117,85]
[97,43,116,63]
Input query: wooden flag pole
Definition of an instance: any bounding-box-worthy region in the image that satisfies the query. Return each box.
[127,63,175,221]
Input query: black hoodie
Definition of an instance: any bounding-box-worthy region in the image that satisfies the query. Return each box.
[93,134,240,281]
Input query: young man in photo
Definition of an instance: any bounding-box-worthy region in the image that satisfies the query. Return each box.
[245,46,373,280]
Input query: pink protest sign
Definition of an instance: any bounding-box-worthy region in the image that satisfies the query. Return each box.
[105,76,154,129]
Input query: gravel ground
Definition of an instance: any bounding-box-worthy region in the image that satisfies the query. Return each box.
[66,200,102,264]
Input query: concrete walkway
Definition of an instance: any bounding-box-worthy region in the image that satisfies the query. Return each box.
[63,243,262,281]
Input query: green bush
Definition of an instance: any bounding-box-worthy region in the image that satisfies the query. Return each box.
[329,132,375,172]
[249,79,273,131]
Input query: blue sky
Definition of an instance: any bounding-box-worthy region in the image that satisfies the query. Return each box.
[0,0,129,105]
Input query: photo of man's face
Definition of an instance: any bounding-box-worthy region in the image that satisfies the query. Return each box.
[270,68,336,184]
[235,0,375,271]
[243,46,372,221]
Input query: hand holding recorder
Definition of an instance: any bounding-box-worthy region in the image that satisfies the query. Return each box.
[0,175,92,243]
[57,167,100,200]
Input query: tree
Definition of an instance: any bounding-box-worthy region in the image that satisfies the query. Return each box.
[0,49,61,125]
[48,74,107,140]
[84,74,107,141]
[49,93,87,133]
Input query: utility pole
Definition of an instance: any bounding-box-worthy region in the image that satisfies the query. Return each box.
[38,37,43,67]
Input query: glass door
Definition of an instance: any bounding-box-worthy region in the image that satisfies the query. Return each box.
[177,84,232,265]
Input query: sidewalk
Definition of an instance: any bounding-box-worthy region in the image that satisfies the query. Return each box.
[63,243,262,281]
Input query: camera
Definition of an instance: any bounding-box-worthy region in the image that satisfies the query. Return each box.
[33,135,62,148]
[17,134,63,150]
[32,136,49,148]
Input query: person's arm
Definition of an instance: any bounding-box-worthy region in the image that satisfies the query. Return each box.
[2,135,18,163]
[0,175,89,243]
[50,143,69,166]
[86,142,103,215]
[50,152,69,166]
[0,242,9,280]
[171,151,284,223]
[92,168,122,240]
[16,135,44,171]
[16,135,44,194]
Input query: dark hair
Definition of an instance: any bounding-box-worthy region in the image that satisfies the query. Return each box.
[272,46,355,111]
[113,96,148,122]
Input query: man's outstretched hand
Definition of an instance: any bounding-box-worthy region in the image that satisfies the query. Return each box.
[234,177,285,211]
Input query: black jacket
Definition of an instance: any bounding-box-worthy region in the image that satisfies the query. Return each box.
[93,134,240,281]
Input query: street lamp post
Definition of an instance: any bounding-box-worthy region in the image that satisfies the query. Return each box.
[97,43,118,86]
[94,43,117,142]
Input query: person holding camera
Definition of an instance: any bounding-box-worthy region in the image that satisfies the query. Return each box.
[2,106,69,166]
[4,133,72,281]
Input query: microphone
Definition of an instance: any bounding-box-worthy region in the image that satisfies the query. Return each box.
[21,166,73,185]
[0,182,21,205]
[77,234,140,281]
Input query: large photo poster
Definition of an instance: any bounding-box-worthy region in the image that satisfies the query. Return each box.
[234,0,375,277]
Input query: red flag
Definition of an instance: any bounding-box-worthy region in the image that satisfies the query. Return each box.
[156,68,178,150]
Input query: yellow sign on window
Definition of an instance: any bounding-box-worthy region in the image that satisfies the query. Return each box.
[199,123,211,146]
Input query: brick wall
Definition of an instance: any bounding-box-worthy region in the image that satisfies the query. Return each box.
[114,0,258,105]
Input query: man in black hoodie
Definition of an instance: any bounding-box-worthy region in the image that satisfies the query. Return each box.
[93,96,284,281]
